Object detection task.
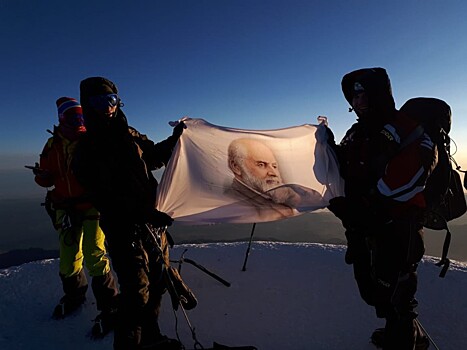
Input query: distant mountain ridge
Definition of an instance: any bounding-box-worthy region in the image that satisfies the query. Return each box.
[0,248,59,269]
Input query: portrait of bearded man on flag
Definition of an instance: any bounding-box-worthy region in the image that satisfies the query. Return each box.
[225,138,302,221]
[156,118,344,225]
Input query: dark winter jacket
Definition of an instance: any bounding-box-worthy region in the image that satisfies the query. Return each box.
[74,82,179,223]
[330,68,437,224]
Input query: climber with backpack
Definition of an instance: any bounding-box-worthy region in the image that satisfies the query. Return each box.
[326,68,436,349]
[30,97,119,337]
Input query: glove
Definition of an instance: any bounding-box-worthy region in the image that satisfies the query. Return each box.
[327,196,347,221]
[32,162,41,175]
[172,121,186,139]
[150,210,174,228]
[31,162,51,179]
[328,196,371,229]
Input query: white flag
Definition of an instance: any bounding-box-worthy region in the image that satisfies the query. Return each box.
[156,118,343,224]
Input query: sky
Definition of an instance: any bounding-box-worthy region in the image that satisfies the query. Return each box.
[2,0,467,169]
[1,242,466,349]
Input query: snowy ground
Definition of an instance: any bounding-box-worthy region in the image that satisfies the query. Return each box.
[0,242,466,350]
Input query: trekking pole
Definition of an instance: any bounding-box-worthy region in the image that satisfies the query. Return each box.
[241,223,256,271]
[415,318,440,350]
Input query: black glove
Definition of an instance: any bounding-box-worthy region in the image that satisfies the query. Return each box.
[31,162,42,175]
[328,196,370,229]
[327,196,347,221]
[150,209,174,228]
[172,121,186,139]
[329,194,392,231]
[30,162,50,178]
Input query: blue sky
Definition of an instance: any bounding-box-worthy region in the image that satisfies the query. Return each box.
[2,0,467,169]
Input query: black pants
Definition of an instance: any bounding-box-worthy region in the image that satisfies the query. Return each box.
[100,217,168,350]
[347,220,425,350]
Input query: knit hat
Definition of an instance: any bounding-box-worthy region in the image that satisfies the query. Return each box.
[56,97,86,133]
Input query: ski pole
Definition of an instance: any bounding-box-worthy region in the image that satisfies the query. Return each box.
[242,223,256,271]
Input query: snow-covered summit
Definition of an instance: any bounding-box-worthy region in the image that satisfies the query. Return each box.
[1,242,466,350]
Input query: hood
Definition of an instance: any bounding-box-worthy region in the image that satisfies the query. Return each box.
[79,76,128,134]
[80,77,118,107]
[341,68,396,125]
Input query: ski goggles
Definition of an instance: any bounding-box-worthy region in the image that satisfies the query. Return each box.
[88,94,120,110]
[59,112,85,127]
[59,114,87,134]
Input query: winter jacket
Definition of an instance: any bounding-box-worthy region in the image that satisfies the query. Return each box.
[73,107,179,223]
[332,68,437,223]
[35,129,92,210]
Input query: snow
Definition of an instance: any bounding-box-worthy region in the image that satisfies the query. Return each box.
[1,242,466,350]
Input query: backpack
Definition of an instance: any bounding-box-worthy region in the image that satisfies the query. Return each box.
[400,97,467,277]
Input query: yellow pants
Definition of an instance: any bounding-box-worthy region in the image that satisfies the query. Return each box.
[56,207,111,278]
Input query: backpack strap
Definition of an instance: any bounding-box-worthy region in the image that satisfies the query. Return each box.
[399,125,425,149]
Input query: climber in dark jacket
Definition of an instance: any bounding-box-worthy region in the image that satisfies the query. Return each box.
[74,77,185,350]
[327,68,436,349]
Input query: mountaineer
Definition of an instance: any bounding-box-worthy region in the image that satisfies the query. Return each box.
[33,97,118,336]
[327,68,435,349]
[74,77,185,350]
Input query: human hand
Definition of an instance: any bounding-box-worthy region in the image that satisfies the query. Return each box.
[172,120,186,138]
[25,162,48,176]
[327,196,347,220]
[150,210,174,228]
[317,115,328,127]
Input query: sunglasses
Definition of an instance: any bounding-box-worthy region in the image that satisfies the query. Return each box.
[88,94,120,110]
